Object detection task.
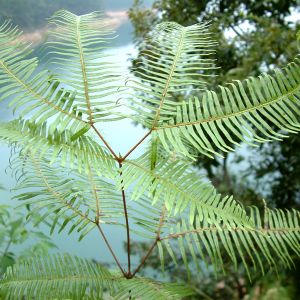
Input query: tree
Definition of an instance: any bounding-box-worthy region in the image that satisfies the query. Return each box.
[0,9,300,299]
[129,1,300,198]
[128,2,300,298]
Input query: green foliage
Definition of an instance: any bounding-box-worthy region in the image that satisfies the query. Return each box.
[129,2,300,298]
[0,9,299,299]
[0,203,56,275]
[150,58,300,158]
[1,253,193,300]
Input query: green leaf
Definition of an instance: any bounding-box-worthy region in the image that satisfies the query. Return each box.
[125,21,218,128]
[0,254,116,299]
[154,59,300,157]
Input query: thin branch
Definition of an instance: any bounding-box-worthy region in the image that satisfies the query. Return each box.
[131,240,158,277]
[1,238,12,257]
[132,205,166,276]
[96,224,127,277]
[229,24,249,42]
[91,124,120,161]
[121,130,152,161]
[118,162,131,276]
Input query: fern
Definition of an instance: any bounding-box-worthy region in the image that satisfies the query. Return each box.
[46,10,123,123]
[154,59,300,157]
[0,254,192,300]
[125,22,218,128]
[0,254,115,299]
[0,120,116,176]
[0,10,299,300]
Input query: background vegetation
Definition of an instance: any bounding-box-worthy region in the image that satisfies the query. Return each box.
[129,0,300,299]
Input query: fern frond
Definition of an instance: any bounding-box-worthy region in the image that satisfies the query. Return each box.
[159,207,300,279]
[0,254,116,300]
[0,120,117,177]
[125,22,217,128]
[120,154,252,228]
[130,195,167,239]
[0,254,194,300]
[114,277,194,300]
[47,10,123,123]
[12,152,162,241]
[0,21,88,134]
[154,58,300,157]
[12,153,126,240]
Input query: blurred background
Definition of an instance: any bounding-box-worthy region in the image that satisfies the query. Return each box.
[0,0,299,299]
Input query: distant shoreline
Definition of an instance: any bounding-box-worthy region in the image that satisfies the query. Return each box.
[20,27,47,45]
[19,10,129,46]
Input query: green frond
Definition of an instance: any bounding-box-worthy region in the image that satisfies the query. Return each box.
[154,58,300,157]
[0,120,117,177]
[0,254,116,300]
[12,153,125,240]
[120,154,252,228]
[0,21,88,134]
[46,10,123,123]
[125,21,217,128]
[159,207,300,279]
[130,194,166,239]
[0,254,193,300]
[5,142,166,242]
[114,277,194,300]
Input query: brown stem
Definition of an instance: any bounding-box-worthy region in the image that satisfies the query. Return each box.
[132,205,166,276]
[1,238,12,257]
[96,224,127,277]
[91,124,120,161]
[121,130,152,162]
[132,239,158,277]
[119,162,131,276]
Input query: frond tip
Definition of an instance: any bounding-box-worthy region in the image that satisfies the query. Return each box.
[47,10,123,123]
[125,21,218,128]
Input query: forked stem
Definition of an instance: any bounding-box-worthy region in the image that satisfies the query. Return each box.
[91,123,160,278]
[132,205,166,276]
[121,130,152,161]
